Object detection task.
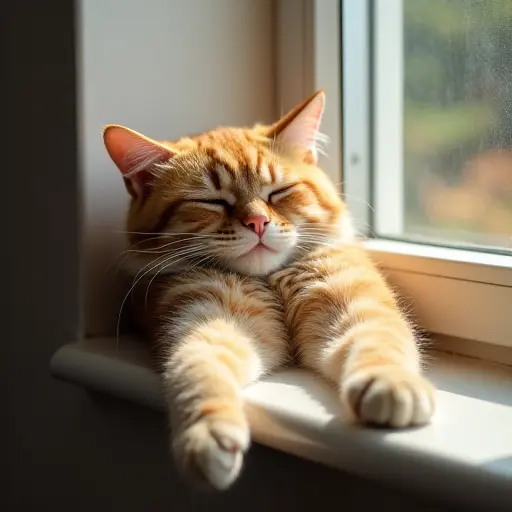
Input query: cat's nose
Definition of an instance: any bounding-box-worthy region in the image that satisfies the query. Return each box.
[242,215,270,237]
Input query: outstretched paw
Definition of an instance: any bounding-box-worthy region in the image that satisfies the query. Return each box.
[342,367,436,428]
[173,418,250,490]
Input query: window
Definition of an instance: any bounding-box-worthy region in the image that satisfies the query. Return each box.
[373,0,512,252]
[277,0,512,357]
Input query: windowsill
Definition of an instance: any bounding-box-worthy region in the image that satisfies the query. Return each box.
[360,239,512,351]
[50,337,512,510]
[363,238,512,286]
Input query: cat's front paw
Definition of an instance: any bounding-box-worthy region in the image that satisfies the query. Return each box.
[342,367,436,428]
[172,418,250,491]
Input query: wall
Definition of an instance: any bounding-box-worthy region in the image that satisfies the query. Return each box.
[6,1,456,511]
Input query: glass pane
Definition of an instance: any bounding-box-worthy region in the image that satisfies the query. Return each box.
[402,0,512,251]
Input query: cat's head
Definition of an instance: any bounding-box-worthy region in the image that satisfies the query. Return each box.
[104,91,354,277]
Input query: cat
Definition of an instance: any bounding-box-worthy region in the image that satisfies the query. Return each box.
[103,90,436,491]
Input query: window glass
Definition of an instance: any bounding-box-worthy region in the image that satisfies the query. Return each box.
[400,0,511,250]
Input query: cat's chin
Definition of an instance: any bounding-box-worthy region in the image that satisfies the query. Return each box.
[224,246,290,277]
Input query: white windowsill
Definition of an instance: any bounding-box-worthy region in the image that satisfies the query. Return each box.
[363,239,512,286]
[50,337,512,510]
[361,240,512,351]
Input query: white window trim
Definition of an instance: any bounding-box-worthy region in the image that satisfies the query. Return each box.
[275,0,512,352]
[340,0,372,234]
[373,0,404,236]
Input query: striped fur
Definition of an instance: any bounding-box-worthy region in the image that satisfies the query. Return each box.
[104,91,435,491]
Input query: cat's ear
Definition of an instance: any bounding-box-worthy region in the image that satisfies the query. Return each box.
[267,90,326,163]
[103,125,174,199]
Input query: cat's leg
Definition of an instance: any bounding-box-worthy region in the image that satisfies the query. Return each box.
[272,245,435,428]
[163,316,258,490]
[151,272,287,490]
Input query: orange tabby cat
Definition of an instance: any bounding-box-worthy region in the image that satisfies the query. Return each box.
[104,91,436,490]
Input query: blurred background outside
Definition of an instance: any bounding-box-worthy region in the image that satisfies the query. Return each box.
[402,0,512,251]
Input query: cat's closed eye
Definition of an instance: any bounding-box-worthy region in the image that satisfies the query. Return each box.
[268,184,299,204]
[194,199,232,208]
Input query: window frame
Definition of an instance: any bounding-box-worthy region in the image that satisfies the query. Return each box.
[275,0,512,352]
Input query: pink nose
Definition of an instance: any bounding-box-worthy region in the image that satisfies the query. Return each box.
[242,215,269,236]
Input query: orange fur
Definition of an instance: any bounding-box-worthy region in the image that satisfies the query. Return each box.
[104,90,436,491]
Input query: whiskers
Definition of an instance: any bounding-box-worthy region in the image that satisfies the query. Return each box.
[112,231,226,348]
[141,244,213,306]
[108,231,224,275]
[295,223,340,252]
[116,243,209,342]
[332,181,375,212]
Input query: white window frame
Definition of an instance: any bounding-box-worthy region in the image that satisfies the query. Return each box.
[276,0,512,355]
[373,0,404,236]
